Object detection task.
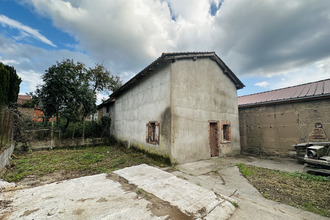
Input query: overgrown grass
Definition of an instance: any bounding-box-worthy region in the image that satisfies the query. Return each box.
[237,163,330,217]
[2,145,170,183]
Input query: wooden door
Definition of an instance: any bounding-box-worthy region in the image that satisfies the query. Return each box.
[210,122,219,157]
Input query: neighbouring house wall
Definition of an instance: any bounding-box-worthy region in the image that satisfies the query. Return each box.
[239,99,330,156]
[110,64,172,158]
[170,58,241,163]
[18,107,34,120]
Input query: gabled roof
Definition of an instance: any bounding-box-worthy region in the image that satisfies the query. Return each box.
[238,78,330,108]
[99,52,244,109]
[113,52,244,97]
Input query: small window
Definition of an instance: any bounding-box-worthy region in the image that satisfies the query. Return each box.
[146,121,160,145]
[106,106,110,113]
[221,121,231,143]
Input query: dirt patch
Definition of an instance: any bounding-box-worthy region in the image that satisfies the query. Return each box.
[0,200,12,209]
[72,208,84,215]
[96,197,108,203]
[107,173,194,220]
[238,164,330,217]
[21,208,39,217]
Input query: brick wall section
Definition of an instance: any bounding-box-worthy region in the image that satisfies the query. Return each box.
[239,99,330,156]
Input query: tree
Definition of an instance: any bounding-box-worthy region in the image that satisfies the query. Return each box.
[37,59,121,135]
[38,59,93,133]
[0,63,21,106]
[87,63,122,94]
[0,64,10,106]
[7,65,22,105]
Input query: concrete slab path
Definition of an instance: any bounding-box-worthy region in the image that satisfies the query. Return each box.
[0,165,235,219]
[114,164,235,219]
[174,156,328,220]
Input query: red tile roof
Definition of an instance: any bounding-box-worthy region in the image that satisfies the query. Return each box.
[238,78,330,107]
[17,95,31,105]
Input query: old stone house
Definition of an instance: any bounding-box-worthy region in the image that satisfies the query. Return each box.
[17,95,55,123]
[99,52,244,163]
[238,78,330,156]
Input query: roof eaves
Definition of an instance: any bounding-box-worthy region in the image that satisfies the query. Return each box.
[238,93,330,108]
[110,55,168,99]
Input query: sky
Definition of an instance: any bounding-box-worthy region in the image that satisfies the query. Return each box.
[1,0,330,103]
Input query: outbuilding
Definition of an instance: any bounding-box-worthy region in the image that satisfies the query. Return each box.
[238,78,330,156]
[99,52,244,163]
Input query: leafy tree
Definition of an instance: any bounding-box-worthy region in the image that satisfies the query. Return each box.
[37,59,121,135]
[87,63,122,94]
[38,59,91,133]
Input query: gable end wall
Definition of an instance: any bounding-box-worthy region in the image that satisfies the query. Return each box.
[170,58,241,163]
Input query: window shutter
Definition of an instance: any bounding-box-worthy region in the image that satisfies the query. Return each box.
[146,123,149,142]
[155,123,160,144]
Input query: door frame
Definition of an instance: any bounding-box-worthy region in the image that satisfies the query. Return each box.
[208,120,220,157]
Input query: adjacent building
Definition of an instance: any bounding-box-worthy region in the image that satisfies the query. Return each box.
[238,79,330,156]
[99,52,244,163]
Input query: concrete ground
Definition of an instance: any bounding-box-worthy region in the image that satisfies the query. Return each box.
[174,156,328,220]
[0,155,328,219]
[0,164,235,220]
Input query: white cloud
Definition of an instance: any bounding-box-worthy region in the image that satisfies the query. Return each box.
[24,0,330,76]
[254,81,269,87]
[18,70,44,91]
[0,57,19,65]
[0,35,101,94]
[0,15,56,47]
[273,57,330,89]
[2,0,330,95]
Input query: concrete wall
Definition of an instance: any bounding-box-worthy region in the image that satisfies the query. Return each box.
[239,99,330,156]
[110,64,172,158]
[0,143,14,172]
[16,138,104,151]
[170,58,241,163]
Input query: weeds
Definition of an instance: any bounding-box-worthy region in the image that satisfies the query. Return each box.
[2,145,167,183]
[237,164,330,217]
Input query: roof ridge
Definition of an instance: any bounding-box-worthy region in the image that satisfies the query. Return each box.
[238,78,330,98]
[162,51,215,56]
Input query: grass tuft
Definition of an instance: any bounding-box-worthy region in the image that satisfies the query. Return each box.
[2,144,167,183]
[237,164,330,217]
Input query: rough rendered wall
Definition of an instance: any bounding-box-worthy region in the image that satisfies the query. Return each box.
[171,58,240,163]
[239,99,330,156]
[110,64,172,157]
[18,107,34,120]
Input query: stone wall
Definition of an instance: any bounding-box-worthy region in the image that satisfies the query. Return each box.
[239,99,330,156]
